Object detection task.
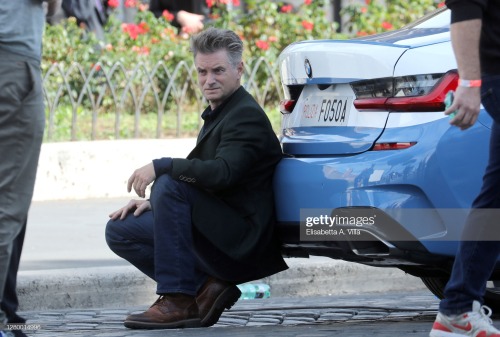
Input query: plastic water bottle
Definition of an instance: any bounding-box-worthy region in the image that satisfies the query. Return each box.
[445,90,457,118]
[237,283,271,299]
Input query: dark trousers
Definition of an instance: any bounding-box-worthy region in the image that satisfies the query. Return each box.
[106,175,258,296]
[1,223,26,324]
[0,49,45,325]
[440,74,500,314]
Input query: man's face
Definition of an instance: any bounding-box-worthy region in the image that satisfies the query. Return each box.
[195,50,243,109]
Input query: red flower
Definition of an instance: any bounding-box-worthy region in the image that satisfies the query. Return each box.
[304,0,312,5]
[268,36,278,42]
[139,46,150,55]
[122,23,148,40]
[381,21,393,30]
[281,4,293,13]
[356,30,368,37]
[108,0,119,8]
[361,6,367,13]
[206,0,214,8]
[256,40,270,51]
[138,22,149,34]
[365,0,370,4]
[122,23,136,39]
[438,1,445,7]
[124,0,137,8]
[302,20,314,31]
[233,0,241,6]
[162,9,175,21]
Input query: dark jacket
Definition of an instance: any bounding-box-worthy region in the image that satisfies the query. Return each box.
[171,86,288,279]
[62,0,108,40]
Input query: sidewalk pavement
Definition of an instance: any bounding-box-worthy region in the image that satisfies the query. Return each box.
[16,290,442,337]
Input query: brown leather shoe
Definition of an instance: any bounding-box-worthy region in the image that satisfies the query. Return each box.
[124,293,201,329]
[196,277,241,327]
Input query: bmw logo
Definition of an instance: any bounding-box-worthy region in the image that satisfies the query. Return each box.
[304,58,313,78]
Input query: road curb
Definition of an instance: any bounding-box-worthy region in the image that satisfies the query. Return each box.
[17,258,426,311]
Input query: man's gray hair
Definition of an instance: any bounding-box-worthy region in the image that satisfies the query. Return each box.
[191,27,243,67]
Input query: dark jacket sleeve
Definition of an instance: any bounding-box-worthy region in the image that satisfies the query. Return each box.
[152,157,173,176]
[445,0,487,23]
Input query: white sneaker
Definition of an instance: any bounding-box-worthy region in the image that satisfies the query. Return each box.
[430,301,500,337]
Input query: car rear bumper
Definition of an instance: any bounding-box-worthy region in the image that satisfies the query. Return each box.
[274,115,490,258]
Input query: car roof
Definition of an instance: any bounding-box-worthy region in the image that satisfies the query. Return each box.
[288,7,450,50]
[353,7,450,47]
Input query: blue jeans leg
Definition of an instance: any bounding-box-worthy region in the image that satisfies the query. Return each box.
[105,211,156,281]
[150,174,207,296]
[105,175,208,296]
[439,75,500,315]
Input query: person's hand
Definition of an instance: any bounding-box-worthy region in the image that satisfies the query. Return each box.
[109,199,151,220]
[127,162,156,198]
[176,10,205,34]
[446,86,481,131]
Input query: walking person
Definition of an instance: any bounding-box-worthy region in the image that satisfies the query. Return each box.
[61,0,110,40]
[105,27,287,329]
[429,0,500,336]
[0,1,56,336]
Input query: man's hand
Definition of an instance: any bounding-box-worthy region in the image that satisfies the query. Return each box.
[127,162,156,198]
[446,19,482,131]
[177,10,205,34]
[446,86,481,130]
[109,199,151,220]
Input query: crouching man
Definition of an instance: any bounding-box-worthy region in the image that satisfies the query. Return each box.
[105,27,288,329]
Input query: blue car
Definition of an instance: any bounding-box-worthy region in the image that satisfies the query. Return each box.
[274,7,499,307]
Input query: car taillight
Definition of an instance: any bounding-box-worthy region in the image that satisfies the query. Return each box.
[280,84,304,114]
[352,70,458,112]
[280,99,296,114]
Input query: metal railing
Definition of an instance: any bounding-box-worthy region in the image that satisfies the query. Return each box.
[42,57,282,141]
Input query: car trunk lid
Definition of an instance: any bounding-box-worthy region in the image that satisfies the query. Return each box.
[278,8,451,156]
[279,40,409,156]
